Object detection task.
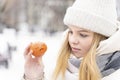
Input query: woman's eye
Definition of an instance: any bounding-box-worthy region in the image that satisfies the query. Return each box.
[68,31,73,34]
[80,33,88,37]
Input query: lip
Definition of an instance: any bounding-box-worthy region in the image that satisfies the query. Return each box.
[71,47,80,53]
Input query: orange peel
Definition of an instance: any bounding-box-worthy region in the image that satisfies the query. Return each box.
[30,42,47,57]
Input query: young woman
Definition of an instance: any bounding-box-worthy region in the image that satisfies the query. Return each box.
[23,0,120,80]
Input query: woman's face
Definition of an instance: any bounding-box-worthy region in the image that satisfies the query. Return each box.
[68,25,94,58]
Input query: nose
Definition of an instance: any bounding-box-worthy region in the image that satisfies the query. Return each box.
[69,35,79,45]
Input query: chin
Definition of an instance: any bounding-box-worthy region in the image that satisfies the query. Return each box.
[73,53,83,58]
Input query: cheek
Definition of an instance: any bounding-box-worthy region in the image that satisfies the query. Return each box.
[85,42,92,51]
[81,38,93,53]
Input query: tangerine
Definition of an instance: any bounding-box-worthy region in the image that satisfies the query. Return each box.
[30,42,47,57]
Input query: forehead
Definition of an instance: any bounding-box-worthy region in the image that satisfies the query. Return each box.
[68,25,93,33]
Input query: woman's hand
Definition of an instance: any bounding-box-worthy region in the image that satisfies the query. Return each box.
[24,44,44,80]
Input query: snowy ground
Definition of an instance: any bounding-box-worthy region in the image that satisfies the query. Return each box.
[0,31,64,80]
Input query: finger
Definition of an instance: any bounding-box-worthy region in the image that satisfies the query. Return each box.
[25,50,33,60]
[38,57,42,62]
[24,43,32,58]
[36,57,43,65]
[24,46,30,56]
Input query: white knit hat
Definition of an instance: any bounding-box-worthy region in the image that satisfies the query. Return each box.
[63,0,118,37]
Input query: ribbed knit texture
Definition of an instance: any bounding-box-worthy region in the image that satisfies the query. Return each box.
[64,0,118,37]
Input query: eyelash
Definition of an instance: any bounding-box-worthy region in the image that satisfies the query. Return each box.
[68,31,88,38]
[68,31,73,34]
[80,33,88,38]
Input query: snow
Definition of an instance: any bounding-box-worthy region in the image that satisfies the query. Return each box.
[0,29,63,80]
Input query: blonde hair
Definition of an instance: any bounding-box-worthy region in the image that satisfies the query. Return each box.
[52,31,70,80]
[52,31,106,80]
[80,33,106,80]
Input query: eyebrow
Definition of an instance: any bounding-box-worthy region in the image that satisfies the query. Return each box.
[78,30,90,33]
[68,27,91,33]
